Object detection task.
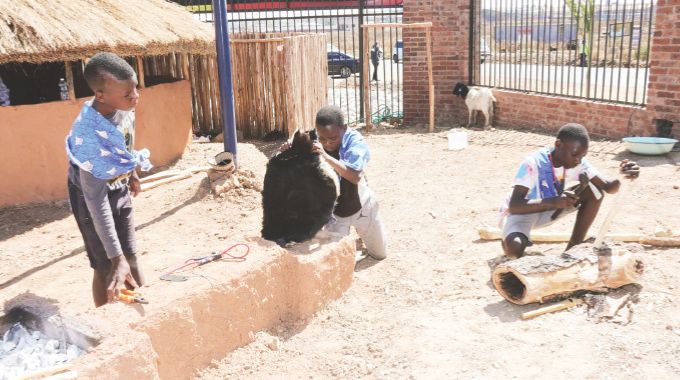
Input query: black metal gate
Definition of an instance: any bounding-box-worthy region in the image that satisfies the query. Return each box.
[176,0,403,126]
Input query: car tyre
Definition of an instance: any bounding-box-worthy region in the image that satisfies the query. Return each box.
[339,66,352,78]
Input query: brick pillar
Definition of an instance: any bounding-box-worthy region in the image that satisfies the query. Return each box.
[403,0,470,127]
[645,0,680,135]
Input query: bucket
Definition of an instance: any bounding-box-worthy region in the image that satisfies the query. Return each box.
[447,129,468,150]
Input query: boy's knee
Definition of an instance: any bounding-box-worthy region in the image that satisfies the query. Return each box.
[502,232,528,259]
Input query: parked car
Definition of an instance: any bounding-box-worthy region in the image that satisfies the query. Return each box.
[392,40,403,63]
[327,47,359,78]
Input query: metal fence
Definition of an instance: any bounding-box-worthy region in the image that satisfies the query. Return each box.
[471,0,656,106]
[175,0,404,127]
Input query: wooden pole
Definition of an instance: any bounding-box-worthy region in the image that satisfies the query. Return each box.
[136,56,145,88]
[64,61,76,100]
[182,53,190,80]
[426,28,434,132]
[363,30,371,128]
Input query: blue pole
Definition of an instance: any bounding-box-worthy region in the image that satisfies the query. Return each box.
[212,0,238,167]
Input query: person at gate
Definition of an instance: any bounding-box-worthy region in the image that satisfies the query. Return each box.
[370,42,383,82]
[65,53,152,306]
[281,105,387,260]
[500,123,640,258]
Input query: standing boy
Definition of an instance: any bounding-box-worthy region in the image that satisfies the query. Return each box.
[500,123,639,258]
[370,42,383,82]
[65,53,151,306]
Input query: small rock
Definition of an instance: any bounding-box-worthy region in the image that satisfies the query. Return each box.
[265,337,280,351]
[674,185,679,190]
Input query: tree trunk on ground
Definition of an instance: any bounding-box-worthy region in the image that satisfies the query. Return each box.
[492,243,644,305]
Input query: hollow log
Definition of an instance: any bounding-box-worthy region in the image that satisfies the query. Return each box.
[492,243,644,305]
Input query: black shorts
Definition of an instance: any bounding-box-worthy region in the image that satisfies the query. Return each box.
[67,179,137,270]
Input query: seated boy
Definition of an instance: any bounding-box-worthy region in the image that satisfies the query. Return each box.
[65,53,152,306]
[282,106,387,259]
[500,123,639,258]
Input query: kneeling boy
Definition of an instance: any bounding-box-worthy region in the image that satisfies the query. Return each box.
[500,123,639,258]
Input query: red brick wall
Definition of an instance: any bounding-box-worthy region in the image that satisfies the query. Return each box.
[403,0,680,138]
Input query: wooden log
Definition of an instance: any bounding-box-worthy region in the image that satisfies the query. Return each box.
[64,62,76,100]
[492,243,644,305]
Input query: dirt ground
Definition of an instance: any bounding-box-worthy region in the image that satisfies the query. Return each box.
[2,127,679,379]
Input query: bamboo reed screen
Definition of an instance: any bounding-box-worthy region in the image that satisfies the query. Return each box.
[143,33,327,139]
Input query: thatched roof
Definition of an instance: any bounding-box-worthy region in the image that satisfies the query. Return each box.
[0,0,215,64]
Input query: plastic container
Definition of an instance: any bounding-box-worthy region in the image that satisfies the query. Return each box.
[447,129,468,150]
[622,136,677,155]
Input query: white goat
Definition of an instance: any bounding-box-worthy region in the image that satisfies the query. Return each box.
[452,83,497,129]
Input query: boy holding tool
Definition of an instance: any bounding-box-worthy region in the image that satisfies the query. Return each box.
[282,105,387,260]
[65,53,152,306]
[500,123,640,258]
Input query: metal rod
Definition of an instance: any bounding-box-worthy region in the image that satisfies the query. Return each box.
[213,0,239,167]
[625,0,637,104]
[359,0,365,120]
[641,0,653,105]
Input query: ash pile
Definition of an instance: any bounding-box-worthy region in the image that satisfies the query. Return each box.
[0,323,83,379]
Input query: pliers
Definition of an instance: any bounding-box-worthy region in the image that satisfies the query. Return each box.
[118,289,149,304]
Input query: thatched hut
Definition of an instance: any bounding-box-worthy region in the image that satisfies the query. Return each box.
[0,0,215,206]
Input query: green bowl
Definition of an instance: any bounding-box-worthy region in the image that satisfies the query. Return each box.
[622,137,678,155]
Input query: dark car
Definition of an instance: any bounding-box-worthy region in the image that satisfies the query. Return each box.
[327,51,359,78]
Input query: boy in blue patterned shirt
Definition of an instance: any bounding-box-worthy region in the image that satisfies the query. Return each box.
[500,123,639,258]
[65,53,151,306]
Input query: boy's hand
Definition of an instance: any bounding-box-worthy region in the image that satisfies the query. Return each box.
[550,191,578,209]
[129,173,141,197]
[280,140,292,152]
[619,159,640,179]
[107,255,139,303]
[312,141,328,157]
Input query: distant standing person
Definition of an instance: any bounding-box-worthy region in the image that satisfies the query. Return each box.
[370,42,383,82]
[0,75,10,106]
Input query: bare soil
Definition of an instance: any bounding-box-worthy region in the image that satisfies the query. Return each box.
[2,127,679,379]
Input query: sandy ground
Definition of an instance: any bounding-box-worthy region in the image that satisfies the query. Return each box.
[2,127,680,379]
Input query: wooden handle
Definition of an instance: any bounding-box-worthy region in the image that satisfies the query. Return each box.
[521,298,583,320]
[140,172,191,192]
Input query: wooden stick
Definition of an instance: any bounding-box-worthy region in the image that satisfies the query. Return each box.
[426,28,434,132]
[140,172,191,192]
[478,227,644,243]
[593,180,636,248]
[363,30,371,127]
[18,364,72,380]
[639,237,680,247]
[521,298,583,320]
[136,56,145,89]
[140,169,182,184]
[64,62,76,100]
[361,22,433,29]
